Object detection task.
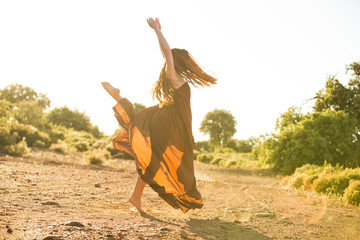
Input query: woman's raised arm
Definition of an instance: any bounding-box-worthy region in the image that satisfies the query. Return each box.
[147,17,185,88]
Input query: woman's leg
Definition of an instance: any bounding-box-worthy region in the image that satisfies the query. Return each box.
[129,176,146,213]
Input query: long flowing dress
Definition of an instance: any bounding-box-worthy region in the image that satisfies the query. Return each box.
[112,82,203,213]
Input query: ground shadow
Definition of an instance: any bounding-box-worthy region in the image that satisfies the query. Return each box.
[140,212,181,227]
[187,218,272,240]
[206,165,275,177]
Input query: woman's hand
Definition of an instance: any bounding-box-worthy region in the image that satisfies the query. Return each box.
[147,17,161,31]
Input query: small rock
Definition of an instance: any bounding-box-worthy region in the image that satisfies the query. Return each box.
[158,227,170,231]
[41,201,60,206]
[64,221,85,227]
[311,232,319,235]
[180,230,189,239]
[255,212,275,218]
[7,227,13,234]
[43,236,63,240]
[94,183,101,188]
[233,220,241,224]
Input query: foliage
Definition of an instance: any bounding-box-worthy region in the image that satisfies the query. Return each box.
[200,109,237,147]
[88,156,103,165]
[225,137,257,153]
[214,147,236,154]
[50,142,68,154]
[286,164,360,206]
[196,152,263,169]
[0,100,14,124]
[133,102,146,113]
[314,61,360,131]
[343,180,360,206]
[0,126,16,147]
[47,106,92,133]
[256,109,359,174]
[275,106,304,131]
[313,173,350,196]
[194,140,214,152]
[64,130,95,152]
[8,122,51,148]
[0,84,50,109]
[13,101,47,129]
[196,153,214,163]
[4,138,29,156]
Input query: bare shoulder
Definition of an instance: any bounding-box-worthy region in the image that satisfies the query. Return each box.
[167,72,186,89]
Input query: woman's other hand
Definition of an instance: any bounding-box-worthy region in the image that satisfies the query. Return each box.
[147,17,161,31]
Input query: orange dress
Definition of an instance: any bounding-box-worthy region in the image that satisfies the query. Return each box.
[112,83,203,213]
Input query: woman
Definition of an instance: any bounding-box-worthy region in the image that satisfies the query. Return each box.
[102,17,216,213]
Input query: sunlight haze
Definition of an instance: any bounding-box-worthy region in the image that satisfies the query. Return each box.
[1,0,360,140]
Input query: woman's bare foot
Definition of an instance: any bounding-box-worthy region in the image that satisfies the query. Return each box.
[129,196,145,213]
[101,82,122,101]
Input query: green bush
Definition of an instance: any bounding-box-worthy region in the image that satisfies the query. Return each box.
[293,163,336,183]
[343,180,360,206]
[65,130,95,152]
[196,154,214,163]
[0,126,16,147]
[50,142,67,154]
[288,173,310,190]
[214,147,236,154]
[4,138,29,156]
[45,124,68,143]
[313,173,350,196]
[88,156,103,165]
[257,110,359,174]
[210,156,225,165]
[8,122,51,147]
[194,140,213,152]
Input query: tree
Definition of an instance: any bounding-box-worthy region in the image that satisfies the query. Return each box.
[47,106,92,132]
[257,110,359,174]
[200,109,236,147]
[0,84,50,109]
[314,61,360,130]
[275,106,304,132]
[13,101,47,129]
[133,102,146,113]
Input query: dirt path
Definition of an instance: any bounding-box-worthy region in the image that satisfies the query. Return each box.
[1,150,359,240]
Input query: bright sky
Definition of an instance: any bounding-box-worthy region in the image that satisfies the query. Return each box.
[1,0,360,141]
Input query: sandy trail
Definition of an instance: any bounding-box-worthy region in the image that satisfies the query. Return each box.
[1,150,359,240]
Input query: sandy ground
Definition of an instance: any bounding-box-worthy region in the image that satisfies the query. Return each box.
[0,149,359,240]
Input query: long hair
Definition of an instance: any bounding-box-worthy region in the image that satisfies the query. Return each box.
[152,48,217,106]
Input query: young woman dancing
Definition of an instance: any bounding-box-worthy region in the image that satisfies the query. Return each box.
[102,17,217,213]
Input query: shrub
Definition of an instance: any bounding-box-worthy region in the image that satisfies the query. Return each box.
[9,122,51,147]
[65,130,95,152]
[257,110,359,174]
[210,156,225,165]
[214,147,236,154]
[343,180,360,206]
[88,156,103,165]
[45,124,68,143]
[288,173,310,190]
[293,163,336,183]
[4,138,29,156]
[194,140,214,152]
[197,154,214,163]
[313,173,350,196]
[0,126,16,146]
[50,142,67,154]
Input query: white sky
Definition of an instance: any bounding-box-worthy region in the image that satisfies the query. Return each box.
[1,0,360,141]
